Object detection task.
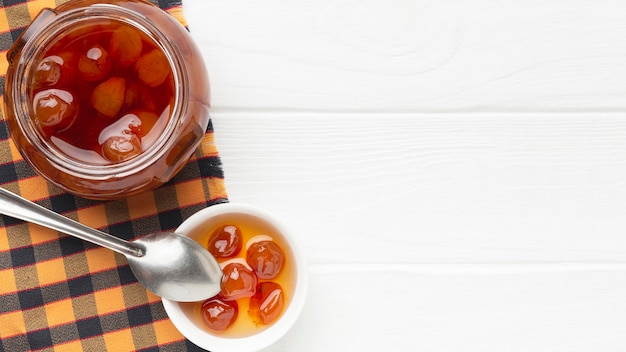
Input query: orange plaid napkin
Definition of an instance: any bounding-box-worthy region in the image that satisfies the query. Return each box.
[0,0,227,351]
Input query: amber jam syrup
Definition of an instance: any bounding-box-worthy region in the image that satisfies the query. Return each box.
[29,19,174,164]
[181,213,296,338]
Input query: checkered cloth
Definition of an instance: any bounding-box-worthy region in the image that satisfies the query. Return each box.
[0,0,228,351]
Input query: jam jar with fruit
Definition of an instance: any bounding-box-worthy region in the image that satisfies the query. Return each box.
[4,0,211,199]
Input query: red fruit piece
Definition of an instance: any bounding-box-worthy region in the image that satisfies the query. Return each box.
[125,110,159,138]
[201,296,238,332]
[78,45,111,82]
[32,89,78,132]
[208,225,243,258]
[99,112,145,162]
[101,134,141,162]
[91,76,126,118]
[220,263,257,301]
[33,56,63,87]
[109,25,143,67]
[135,49,170,87]
[33,52,77,88]
[249,282,284,325]
[246,240,285,279]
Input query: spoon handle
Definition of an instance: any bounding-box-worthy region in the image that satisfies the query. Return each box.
[0,188,142,257]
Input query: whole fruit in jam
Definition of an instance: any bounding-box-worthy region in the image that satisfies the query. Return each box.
[220,263,257,301]
[246,240,285,279]
[201,296,238,332]
[208,225,243,258]
[249,282,284,325]
[33,89,78,132]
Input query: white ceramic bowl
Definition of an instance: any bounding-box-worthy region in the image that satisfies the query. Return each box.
[162,203,308,352]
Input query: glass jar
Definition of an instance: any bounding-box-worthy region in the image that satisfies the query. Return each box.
[4,0,211,200]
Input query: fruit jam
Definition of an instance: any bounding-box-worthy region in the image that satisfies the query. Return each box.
[30,19,174,164]
[181,213,296,338]
[4,0,211,199]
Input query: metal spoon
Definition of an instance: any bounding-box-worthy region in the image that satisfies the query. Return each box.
[0,187,222,302]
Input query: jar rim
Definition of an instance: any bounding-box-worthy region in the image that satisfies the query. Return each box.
[12,4,188,179]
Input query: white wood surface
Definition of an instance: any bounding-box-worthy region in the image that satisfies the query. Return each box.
[184,1,626,351]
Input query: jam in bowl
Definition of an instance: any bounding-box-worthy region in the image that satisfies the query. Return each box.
[162,203,308,352]
[4,0,210,199]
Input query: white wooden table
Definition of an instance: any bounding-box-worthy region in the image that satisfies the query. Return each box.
[184,1,626,350]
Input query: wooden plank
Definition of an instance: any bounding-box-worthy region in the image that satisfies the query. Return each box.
[212,112,626,264]
[184,0,626,112]
[268,267,626,351]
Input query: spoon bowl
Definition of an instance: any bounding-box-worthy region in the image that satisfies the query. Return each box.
[0,188,222,302]
[128,231,223,301]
